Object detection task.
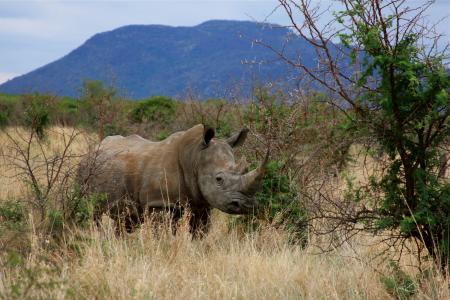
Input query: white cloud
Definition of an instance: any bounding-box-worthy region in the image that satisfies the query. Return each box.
[0,17,61,39]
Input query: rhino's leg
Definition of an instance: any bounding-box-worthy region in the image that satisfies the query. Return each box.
[123,212,142,233]
[120,197,144,233]
[99,195,142,234]
[189,208,211,238]
[167,207,183,235]
[143,207,182,236]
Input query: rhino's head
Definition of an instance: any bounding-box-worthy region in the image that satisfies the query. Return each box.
[195,126,268,214]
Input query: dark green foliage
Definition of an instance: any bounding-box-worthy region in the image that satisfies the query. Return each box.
[335,4,450,270]
[155,130,171,141]
[255,160,307,244]
[47,209,64,236]
[215,119,233,138]
[0,109,9,127]
[0,200,25,232]
[67,187,107,229]
[130,96,176,124]
[56,97,79,126]
[0,100,12,127]
[79,80,129,138]
[0,93,80,128]
[203,99,234,138]
[79,80,116,127]
[230,159,307,245]
[22,94,55,139]
[0,93,20,127]
[103,123,121,137]
[81,80,116,100]
[380,261,417,300]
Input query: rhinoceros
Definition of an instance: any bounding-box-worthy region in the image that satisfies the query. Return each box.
[77,124,267,234]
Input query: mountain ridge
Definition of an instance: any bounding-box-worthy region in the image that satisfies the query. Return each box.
[0,20,309,99]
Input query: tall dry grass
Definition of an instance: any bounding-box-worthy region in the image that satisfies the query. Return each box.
[0,127,448,299]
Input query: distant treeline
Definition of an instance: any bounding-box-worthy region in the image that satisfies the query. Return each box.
[0,80,235,140]
[1,81,178,135]
[0,80,340,143]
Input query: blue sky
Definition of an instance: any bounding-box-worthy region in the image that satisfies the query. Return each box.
[0,0,449,84]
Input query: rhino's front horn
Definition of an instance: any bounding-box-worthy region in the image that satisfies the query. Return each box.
[240,150,269,195]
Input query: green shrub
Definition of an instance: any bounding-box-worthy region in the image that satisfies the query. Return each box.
[0,111,8,127]
[47,209,64,236]
[274,0,450,271]
[215,119,233,138]
[67,188,107,229]
[56,97,79,126]
[0,103,11,127]
[156,129,171,141]
[103,123,121,137]
[380,261,417,300]
[0,93,21,127]
[256,160,307,244]
[22,94,55,139]
[230,160,308,245]
[0,200,26,232]
[130,96,176,124]
[79,80,129,139]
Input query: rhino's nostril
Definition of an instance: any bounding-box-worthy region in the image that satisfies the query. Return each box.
[230,200,240,208]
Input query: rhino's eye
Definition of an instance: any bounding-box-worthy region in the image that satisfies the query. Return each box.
[215,175,224,185]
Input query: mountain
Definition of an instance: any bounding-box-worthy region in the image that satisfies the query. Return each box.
[0,20,315,99]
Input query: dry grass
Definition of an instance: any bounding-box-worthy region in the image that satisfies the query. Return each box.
[54,219,390,299]
[0,127,448,299]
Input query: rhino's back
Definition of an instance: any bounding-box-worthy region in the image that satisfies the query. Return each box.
[100,132,183,152]
[86,132,185,208]
[101,134,151,153]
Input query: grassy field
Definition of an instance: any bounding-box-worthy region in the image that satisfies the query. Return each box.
[0,127,448,299]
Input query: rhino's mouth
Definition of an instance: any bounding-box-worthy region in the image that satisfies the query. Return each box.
[224,193,258,214]
[229,200,240,209]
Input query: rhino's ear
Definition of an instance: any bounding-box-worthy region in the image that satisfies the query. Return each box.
[227,128,249,148]
[203,125,215,146]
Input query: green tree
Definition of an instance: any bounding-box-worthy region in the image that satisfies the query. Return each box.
[277,0,449,271]
[0,94,20,127]
[22,94,55,139]
[79,80,127,139]
[130,96,176,124]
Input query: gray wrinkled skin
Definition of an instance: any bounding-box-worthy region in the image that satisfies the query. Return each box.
[77,124,267,234]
